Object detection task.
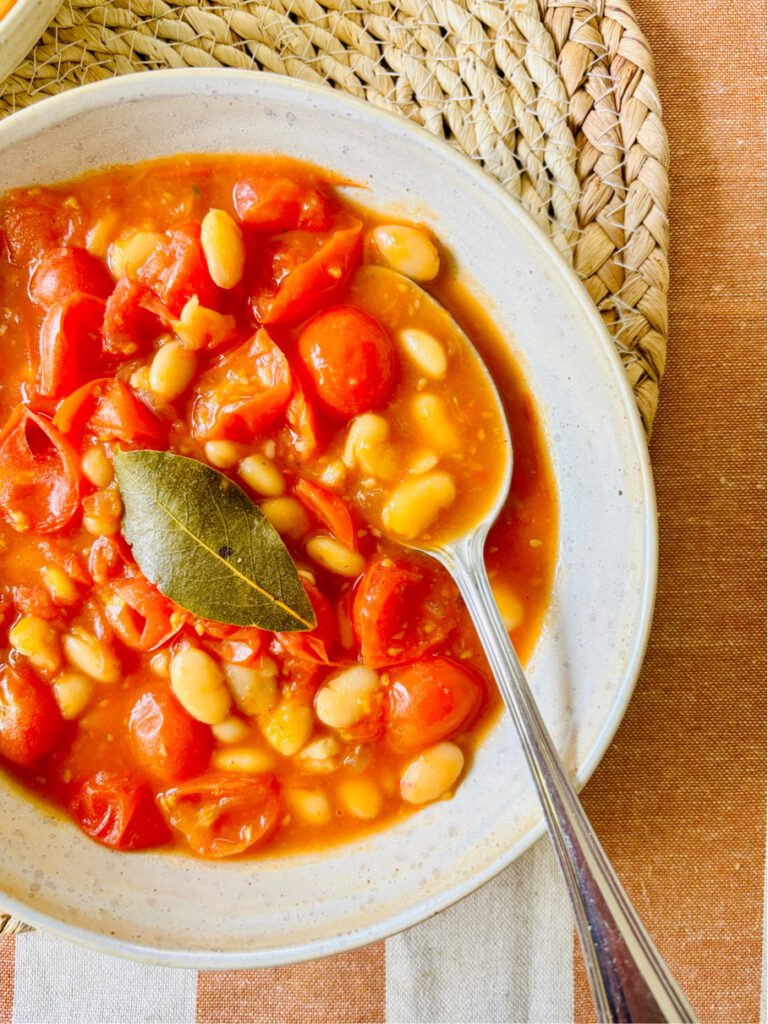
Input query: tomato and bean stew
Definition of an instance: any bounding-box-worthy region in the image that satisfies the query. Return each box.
[0,156,556,858]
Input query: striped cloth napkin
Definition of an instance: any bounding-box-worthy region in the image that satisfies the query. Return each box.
[0,843,572,1023]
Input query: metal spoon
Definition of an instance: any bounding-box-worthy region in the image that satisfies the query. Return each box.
[375,267,697,1024]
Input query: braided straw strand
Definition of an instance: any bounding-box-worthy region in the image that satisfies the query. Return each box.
[0,4,669,928]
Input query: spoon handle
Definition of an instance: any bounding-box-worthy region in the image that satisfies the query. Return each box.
[443,537,697,1024]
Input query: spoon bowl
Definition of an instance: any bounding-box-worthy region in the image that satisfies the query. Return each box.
[380,271,697,1024]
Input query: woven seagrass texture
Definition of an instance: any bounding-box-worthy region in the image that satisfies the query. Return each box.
[0,0,669,936]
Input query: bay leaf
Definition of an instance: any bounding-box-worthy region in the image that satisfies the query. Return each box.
[113,450,316,632]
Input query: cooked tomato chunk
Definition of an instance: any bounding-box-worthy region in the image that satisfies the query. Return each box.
[297,305,397,418]
[0,664,64,767]
[385,657,484,755]
[101,573,180,651]
[37,293,106,398]
[30,247,113,306]
[53,378,165,447]
[352,556,459,668]
[70,772,171,850]
[138,224,219,316]
[262,223,362,325]
[233,177,329,232]
[0,406,80,534]
[159,773,280,858]
[191,328,292,440]
[129,689,213,784]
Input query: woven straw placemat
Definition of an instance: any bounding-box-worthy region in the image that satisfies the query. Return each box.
[0,0,669,936]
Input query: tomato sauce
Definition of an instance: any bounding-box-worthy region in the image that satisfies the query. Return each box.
[0,156,557,858]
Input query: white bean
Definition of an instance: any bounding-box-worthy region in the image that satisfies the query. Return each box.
[400,742,465,804]
[263,701,313,756]
[306,535,365,578]
[398,328,447,379]
[315,666,380,730]
[371,225,440,281]
[381,472,456,539]
[239,454,285,497]
[149,341,196,401]
[286,788,333,826]
[200,209,245,289]
[10,615,61,673]
[337,777,383,819]
[411,393,460,451]
[62,629,121,683]
[170,647,231,724]
[222,659,278,716]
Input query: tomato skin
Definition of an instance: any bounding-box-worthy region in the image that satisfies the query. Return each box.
[352,556,459,669]
[297,305,397,418]
[160,772,281,858]
[37,293,106,398]
[30,247,113,306]
[138,224,219,316]
[191,328,292,441]
[196,619,268,667]
[385,657,485,755]
[262,223,362,325]
[101,574,181,652]
[70,772,172,850]
[233,177,329,232]
[0,405,80,534]
[129,689,213,784]
[294,479,359,551]
[102,277,163,356]
[285,378,322,461]
[274,579,336,664]
[0,664,65,767]
[53,378,165,447]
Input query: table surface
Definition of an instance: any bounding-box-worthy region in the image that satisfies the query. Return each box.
[574,1,766,1019]
[0,1,765,1022]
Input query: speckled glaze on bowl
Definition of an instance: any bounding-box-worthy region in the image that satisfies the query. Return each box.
[0,70,656,967]
[0,0,61,85]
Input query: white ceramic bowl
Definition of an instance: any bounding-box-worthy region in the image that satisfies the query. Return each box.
[0,0,61,85]
[0,70,656,967]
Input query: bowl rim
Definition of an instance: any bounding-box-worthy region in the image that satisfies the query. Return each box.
[0,67,658,968]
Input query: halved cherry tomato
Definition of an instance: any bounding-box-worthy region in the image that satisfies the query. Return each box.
[262,223,362,325]
[297,305,396,418]
[352,556,459,668]
[70,772,171,850]
[30,247,113,306]
[138,224,219,316]
[160,772,280,858]
[275,579,336,664]
[233,177,329,232]
[53,378,165,447]
[0,663,65,766]
[191,328,292,441]
[129,689,213,784]
[196,619,268,667]
[285,377,322,461]
[102,277,163,356]
[1,189,77,265]
[294,479,359,551]
[37,293,106,398]
[385,656,485,755]
[100,574,180,652]
[0,406,80,534]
